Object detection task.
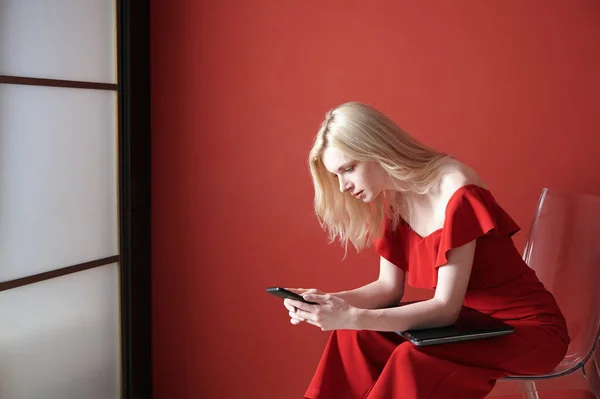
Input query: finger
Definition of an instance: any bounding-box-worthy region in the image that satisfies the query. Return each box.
[286,288,322,295]
[294,308,318,322]
[303,289,327,296]
[285,298,317,312]
[289,311,305,321]
[302,293,331,304]
[290,313,304,322]
[290,318,302,325]
[283,302,296,312]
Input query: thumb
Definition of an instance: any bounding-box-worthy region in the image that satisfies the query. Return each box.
[303,293,330,304]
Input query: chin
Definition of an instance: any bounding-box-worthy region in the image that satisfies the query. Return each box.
[363,191,384,204]
[354,190,379,204]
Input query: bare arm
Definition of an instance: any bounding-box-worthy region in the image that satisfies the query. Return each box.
[331,256,405,309]
[353,239,476,331]
[288,240,475,332]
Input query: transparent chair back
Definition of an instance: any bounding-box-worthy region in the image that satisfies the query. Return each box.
[490,188,600,398]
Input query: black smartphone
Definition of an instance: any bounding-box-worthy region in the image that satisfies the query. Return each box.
[266,287,318,305]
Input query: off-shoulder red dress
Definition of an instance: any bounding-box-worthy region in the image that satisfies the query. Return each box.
[305,185,569,399]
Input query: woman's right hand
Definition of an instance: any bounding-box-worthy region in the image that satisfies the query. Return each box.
[284,288,326,325]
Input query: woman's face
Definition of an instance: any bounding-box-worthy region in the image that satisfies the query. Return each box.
[322,146,389,203]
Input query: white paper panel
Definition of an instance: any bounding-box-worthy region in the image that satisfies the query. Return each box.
[0,0,116,83]
[0,264,121,399]
[0,84,118,282]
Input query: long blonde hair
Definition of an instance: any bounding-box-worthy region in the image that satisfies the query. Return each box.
[309,102,449,252]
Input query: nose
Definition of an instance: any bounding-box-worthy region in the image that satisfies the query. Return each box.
[338,176,352,193]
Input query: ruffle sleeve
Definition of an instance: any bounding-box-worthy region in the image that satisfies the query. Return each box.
[434,185,520,268]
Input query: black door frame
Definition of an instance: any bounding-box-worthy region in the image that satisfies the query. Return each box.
[119,0,152,398]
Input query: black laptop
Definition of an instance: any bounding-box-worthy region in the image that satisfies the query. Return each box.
[397,306,514,346]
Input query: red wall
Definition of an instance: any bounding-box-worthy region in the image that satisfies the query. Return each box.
[151,1,600,398]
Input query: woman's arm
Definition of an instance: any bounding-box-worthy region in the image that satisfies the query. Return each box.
[353,240,475,331]
[289,239,475,332]
[331,256,406,309]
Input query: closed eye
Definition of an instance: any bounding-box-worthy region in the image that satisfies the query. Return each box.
[330,164,355,177]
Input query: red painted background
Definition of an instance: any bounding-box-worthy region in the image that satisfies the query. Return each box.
[150,1,600,398]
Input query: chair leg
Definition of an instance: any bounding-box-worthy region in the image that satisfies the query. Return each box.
[586,353,600,399]
[519,380,540,399]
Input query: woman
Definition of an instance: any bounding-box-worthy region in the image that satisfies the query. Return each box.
[283,102,569,398]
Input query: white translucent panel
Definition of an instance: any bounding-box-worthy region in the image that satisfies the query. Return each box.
[0,84,118,281]
[0,0,116,83]
[0,264,121,399]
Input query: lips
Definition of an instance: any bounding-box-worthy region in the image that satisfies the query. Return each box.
[353,190,363,198]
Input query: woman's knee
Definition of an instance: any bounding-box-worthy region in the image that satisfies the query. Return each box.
[389,341,422,364]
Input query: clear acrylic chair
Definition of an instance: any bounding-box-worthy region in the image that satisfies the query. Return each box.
[489,188,600,398]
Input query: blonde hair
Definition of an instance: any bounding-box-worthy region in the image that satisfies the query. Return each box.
[309,102,449,252]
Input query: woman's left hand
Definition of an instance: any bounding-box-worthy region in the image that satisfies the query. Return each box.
[285,293,359,331]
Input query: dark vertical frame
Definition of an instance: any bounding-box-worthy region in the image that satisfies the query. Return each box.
[118,0,152,398]
[0,1,149,396]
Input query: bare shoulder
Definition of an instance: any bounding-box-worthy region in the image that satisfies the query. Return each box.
[437,158,487,202]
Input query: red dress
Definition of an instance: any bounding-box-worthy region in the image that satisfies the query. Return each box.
[305,185,569,399]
